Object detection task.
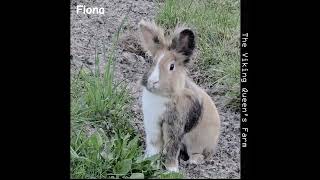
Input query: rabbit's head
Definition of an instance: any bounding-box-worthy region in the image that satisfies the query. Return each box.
[139,19,195,96]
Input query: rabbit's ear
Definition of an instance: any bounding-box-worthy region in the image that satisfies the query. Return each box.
[170,27,195,63]
[138,19,165,57]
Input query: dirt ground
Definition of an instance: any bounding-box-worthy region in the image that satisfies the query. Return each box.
[71,0,240,178]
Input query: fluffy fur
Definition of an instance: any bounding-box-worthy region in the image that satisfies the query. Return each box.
[139,19,220,172]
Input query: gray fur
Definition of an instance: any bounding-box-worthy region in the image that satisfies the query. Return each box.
[141,63,154,89]
[141,70,149,87]
[162,102,184,165]
[184,95,202,133]
[161,93,202,164]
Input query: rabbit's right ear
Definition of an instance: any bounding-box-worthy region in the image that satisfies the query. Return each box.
[138,19,164,57]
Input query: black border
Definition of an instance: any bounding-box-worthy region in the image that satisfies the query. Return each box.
[6,0,71,178]
[240,0,250,178]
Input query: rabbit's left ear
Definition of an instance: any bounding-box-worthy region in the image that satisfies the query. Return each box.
[170,28,195,61]
[138,19,165,57]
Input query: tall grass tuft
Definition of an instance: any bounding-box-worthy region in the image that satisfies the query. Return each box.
[70,15,184,179]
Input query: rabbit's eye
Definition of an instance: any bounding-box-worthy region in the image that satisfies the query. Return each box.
[169,64,175,71]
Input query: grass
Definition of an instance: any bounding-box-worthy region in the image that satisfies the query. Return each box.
[156,0,240,109]
[70,17,183,179]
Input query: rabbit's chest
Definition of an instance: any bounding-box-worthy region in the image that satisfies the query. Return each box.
[142,87,169,124]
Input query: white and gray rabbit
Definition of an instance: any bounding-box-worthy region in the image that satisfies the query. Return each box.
[138,19,220,172]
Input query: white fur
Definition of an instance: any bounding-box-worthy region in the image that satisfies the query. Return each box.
[166,160,179,172]
[142,87,169,157]
[167,166,179,172]
[148,53,164,88]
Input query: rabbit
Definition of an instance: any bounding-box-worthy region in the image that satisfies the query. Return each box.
[138,19,221,172]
